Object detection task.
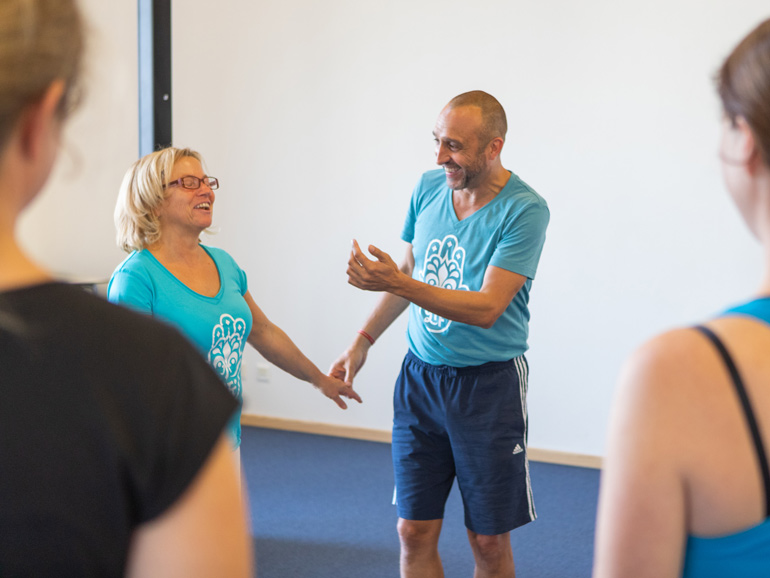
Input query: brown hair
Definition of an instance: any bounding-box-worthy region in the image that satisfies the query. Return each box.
[0,0,84,150]
[717,18,770,166]
[447,90,508,145]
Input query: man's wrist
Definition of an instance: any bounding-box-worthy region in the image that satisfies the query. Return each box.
[354,331,374,350]
[357,329,375,346]
[389,270,416,301]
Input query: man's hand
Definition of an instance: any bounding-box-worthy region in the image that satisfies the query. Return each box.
[312,373,362,409]
[347,239,403,292]
[329,338,370,386]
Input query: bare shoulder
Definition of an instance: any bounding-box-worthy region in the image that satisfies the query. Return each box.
[606,325,735,477]
[593,328,706,578]
[609,320,770,479]
[620,319,770,408]
[615,327,714,413]
[595,320,770,577]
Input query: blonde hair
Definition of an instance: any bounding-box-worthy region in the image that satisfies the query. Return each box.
[115,147,204,253]
[0,0,84,150]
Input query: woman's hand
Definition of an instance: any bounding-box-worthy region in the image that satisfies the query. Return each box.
[312,373,362,409]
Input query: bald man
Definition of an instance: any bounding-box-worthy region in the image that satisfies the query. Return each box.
[331,91,549,578]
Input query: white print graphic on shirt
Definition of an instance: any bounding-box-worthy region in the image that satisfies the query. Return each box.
[208,313,247,398]
[419,234,469,333]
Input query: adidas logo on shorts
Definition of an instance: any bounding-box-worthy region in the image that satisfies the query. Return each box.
[512,444,524,455]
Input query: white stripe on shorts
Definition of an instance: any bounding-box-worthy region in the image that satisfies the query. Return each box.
[514,355,536,521]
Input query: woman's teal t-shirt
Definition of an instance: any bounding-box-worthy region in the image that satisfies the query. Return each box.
[107,245,253,448]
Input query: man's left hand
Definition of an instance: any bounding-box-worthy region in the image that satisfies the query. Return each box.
[347,239,402,292]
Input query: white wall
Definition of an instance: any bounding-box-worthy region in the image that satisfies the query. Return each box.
[18,0,137,280]
[19,0,770,458]
[170,0,769,456]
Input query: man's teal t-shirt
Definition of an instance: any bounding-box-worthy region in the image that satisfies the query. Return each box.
[107,245,253,448]
[402,169,549,367]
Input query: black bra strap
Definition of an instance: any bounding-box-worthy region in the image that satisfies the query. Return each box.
[695,324,770,518]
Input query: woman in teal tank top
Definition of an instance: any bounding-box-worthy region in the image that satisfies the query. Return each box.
[593,19,770,578]
[109,147,362,465]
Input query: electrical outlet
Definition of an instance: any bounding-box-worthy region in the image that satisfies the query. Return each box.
[256,363,271,383]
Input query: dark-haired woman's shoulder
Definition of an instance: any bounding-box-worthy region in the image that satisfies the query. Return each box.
[594,319,770,577]
[594,326,731,578]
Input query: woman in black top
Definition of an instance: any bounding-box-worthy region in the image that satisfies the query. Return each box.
[0,1,252,576]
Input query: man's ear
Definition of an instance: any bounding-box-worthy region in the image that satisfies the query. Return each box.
[487,136,505,161]
[18,79,66,159]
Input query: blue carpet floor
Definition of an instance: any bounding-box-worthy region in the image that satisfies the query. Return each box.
[242,426,599,578]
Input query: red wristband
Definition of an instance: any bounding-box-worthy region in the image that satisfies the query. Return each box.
[357,329,375,346]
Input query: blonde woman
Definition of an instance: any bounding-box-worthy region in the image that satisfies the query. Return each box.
[109,147,361,468]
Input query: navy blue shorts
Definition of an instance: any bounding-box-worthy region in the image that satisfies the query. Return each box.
[392,350,536,536]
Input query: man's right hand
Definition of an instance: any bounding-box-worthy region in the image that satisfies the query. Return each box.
[329,337,371,386]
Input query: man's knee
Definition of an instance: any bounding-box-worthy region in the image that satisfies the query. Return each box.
[467,531,512,562]
[397,518,442,551]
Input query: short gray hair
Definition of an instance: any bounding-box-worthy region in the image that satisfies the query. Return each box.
[447,90,507,144]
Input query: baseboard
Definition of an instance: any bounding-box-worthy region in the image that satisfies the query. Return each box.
[241,414,393,443]
[241,414,603,469]
[526,448,603,469]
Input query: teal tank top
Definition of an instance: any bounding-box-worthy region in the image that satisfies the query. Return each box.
[682,297,770,577]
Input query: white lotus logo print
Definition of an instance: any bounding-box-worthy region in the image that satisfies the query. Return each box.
[208,313,247,398]
[419,234,469,333]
